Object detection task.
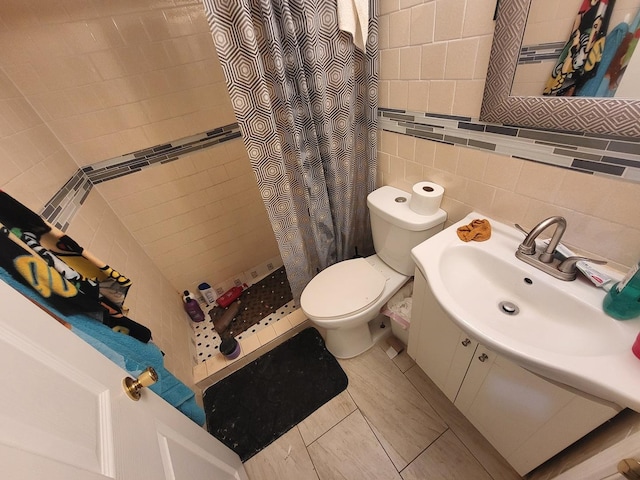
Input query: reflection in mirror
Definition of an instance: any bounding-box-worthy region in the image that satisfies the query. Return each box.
[481,0,640,137]
[513,0,640,99]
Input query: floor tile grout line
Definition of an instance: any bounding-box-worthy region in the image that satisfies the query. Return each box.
[301,409,365,479]
[397,427,451,477]
[356,407,406,476]
[446,428,498,480]
[302,390,360,449]
[401,364,509,480]
[300,387,408,478]
[403,363,450,428]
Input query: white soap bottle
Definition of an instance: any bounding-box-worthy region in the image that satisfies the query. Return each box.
[198,282,217,305]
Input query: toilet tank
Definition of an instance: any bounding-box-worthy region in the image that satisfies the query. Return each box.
[367,186,446,275]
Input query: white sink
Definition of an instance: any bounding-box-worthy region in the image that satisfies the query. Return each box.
[411,212,640,412]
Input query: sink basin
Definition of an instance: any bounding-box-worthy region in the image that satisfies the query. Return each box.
[411,212,640,412]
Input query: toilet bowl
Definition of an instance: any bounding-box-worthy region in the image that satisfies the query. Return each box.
[300,185,446,359]
[300,255,407,358]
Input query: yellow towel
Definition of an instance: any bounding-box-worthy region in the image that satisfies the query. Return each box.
[457,219,491,242]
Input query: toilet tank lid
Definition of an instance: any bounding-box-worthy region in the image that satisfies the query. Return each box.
[300,258,385,319]
[367,186,446,231]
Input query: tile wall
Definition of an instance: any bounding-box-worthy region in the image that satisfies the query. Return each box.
[0,0,235,166]
[94,135,281,293]
[0,68,78,211]
[378,0,640,272]
[0,68,195,390]
[0,0,281,294]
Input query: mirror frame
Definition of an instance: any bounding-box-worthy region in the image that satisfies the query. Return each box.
[480,0,640,138]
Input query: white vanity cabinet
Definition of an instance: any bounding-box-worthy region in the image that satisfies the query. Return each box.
[408,270,621,476]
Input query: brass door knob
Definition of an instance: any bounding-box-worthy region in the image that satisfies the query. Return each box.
[123,367,158,401]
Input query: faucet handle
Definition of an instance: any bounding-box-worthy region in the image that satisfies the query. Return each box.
[558,256,607,274]
[514,224,528,236]
[515,223,537,255]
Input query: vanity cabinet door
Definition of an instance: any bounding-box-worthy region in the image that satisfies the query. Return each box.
[409,270,478,402]
[454,348,619,476]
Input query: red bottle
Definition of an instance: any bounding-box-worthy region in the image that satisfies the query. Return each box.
[216,284,247,308]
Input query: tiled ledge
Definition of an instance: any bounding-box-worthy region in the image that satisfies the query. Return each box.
[193,308,310,391]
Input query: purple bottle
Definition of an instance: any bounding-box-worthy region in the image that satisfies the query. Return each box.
[183,292,205,322]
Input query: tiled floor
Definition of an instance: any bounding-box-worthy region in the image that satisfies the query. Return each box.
[243,340,523,480]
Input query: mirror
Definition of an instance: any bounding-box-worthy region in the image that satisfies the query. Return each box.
[513,0,640,99]
[480,0,640,137]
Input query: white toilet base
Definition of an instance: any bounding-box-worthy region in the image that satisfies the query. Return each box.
[324,315,391,359]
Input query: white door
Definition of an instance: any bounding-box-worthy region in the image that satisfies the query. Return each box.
[0,280,248,480]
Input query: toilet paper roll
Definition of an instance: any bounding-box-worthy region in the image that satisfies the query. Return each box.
[409,181,444,216]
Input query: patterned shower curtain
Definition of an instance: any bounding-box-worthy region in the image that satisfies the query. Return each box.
[202,0,378,301]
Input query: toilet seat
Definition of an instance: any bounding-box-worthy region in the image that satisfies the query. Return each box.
[301,258,386,320]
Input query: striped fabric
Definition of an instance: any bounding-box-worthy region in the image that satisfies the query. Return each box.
[202,0,378,300]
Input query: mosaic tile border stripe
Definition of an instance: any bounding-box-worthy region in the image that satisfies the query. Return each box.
[41,123,242,229]
[40,169,93,232]
[43,110,640,232]
[378,108,640,183]
[83,123,241,184]
[518,42,565,64]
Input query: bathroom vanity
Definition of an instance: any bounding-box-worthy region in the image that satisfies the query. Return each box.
[408,269,619,475]
[404,211,640,476]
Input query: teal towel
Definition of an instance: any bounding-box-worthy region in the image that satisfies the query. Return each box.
[577,21,629,96]
[595,9,640,97]
[0,267,205,426]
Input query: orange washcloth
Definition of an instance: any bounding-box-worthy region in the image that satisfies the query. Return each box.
[456,219,491,242]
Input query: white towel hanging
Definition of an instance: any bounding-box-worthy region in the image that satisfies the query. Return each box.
[337,0,369,53]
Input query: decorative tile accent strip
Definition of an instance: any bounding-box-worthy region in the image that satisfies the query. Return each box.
[40,169,92,232]
[518,42,565,64]
[83,123,241,184]
[379,108,640,183]
[43,112,640,232]
[42,122,241,229]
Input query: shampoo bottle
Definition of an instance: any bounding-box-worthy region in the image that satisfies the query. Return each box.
[182,290,205,322]
[198,282,217,305]
[603,261,640,320]
[182,290,197,303]
[216,284,248,308]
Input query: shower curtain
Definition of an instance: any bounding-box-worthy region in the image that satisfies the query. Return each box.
[202,0,378,301]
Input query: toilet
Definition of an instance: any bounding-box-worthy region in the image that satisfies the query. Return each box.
[300,185,446,359]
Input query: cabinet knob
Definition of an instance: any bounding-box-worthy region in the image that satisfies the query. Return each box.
[461,338,471,347]
[478,353,489,362]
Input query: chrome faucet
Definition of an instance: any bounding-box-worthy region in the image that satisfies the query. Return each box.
[518,216,566,263]
[515,216,605,281]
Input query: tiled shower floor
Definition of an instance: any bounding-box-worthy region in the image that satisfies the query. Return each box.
[193,300,298,363]
[192,266,296,363]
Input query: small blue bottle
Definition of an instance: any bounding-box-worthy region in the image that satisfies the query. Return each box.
[603,262,640,320]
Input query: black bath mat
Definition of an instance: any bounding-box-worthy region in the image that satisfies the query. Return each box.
[203,328,348,461]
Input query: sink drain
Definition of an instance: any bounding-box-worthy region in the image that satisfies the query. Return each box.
[499,301,520,315]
